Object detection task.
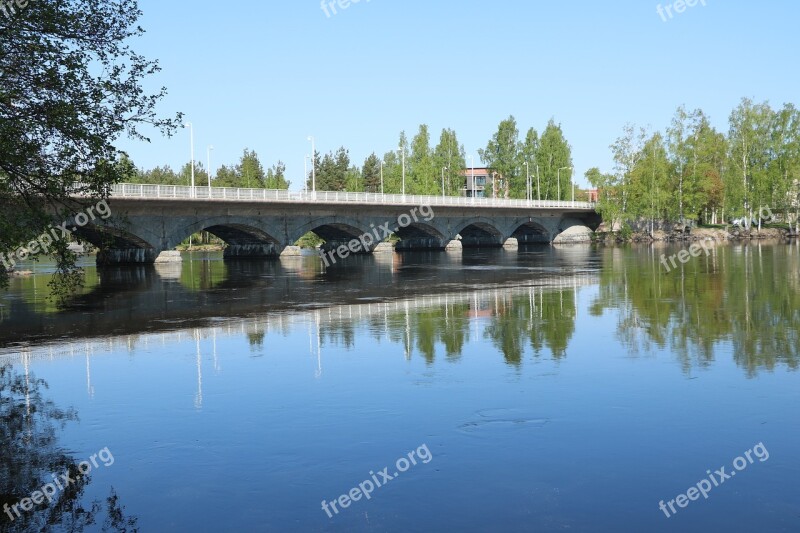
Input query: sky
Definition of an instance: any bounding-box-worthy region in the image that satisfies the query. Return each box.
[118,0,800,190]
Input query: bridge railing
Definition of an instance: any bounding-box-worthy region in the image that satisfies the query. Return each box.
[109,183,597,210]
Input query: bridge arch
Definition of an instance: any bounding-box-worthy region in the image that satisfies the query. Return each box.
[166,216,286,259]
[73,224,159,265]
[453,218,505,248]
[394,222,448,251]
[288,215,380,253]
[508,218,554,244]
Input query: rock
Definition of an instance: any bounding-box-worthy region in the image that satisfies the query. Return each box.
[280,246,302,257]
[154,250,182,264]
[373,242,395,254]
[445,240,463,252]
[553,225,593,244]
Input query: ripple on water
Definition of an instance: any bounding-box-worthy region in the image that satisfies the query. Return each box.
[458,408,550,433]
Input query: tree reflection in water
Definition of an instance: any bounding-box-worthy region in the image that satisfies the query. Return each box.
[0,363,138,532]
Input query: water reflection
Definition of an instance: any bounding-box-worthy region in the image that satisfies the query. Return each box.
[2,243,798,379]
[0,361,137,531]
[589,242,800,376]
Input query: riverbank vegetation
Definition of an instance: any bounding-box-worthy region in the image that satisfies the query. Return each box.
[588,99,800,232]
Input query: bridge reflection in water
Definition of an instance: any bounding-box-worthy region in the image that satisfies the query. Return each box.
[1,272,595,408]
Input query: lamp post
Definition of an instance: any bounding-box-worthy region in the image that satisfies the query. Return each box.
[307,136,316,196]
[558,166,572,202]
[304,155,310,193]
[523,161,530,203]
[207,145,214,196]
[380,160,385,195]
[184,122,195,198]
[468,155,475,204]
[399,146,406,197]
[441,166,448,198]
[536,164,541,201]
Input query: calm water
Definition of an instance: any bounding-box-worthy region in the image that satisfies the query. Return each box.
[1,243,799,532]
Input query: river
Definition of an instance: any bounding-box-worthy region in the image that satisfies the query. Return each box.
[1,242,798,532]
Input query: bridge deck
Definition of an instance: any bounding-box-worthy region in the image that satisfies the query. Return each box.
[106,183,597,211]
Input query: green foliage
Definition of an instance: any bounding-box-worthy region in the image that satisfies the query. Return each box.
[596,98,800,226]
[536,120,574,201]
[433,129,466,196]
[295,232,324,249]
[362,153,382,193]
[479,116,521,198]
[0,0,181,290]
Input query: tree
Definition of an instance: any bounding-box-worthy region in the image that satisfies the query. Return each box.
[519,128,540,199]
[586,167,622,225]
[0,0,181,291]
[409,125,435,194]
[433,129,466,196]
[479,116,521,198]
[362,153,382,193]
[179,162,209,188]
[610,123,647,216]
[265,161,290,190]
[237,149,266,188]
[214,165,240,188]
[537,120,574,201]
[728,98,774,221]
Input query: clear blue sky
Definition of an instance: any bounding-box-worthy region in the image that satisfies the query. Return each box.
[118,0,800,190]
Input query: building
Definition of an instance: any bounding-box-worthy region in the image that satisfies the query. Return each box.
[461,168,509,199]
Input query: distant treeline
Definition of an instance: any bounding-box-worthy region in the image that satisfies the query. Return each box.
[588,98,800,226]
[118,149,290,190]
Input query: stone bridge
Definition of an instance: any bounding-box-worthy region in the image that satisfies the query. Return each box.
[74,184,600,264]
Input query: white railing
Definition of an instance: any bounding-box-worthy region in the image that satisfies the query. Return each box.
[108,183,597,210]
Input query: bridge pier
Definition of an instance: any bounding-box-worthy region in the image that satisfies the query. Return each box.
[223,244,283,259]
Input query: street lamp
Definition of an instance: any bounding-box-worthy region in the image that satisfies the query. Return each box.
[441,166,448,198]
[304,155,310,193]
[558,166,572,202]
[536,164,541,202]
[207,145,214,195]
[184,122,195,198]
[468,155,475,204]
[398,146,406,196]
[307,136,316,195]
[523,161,530,203]
[380,160,385,195]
